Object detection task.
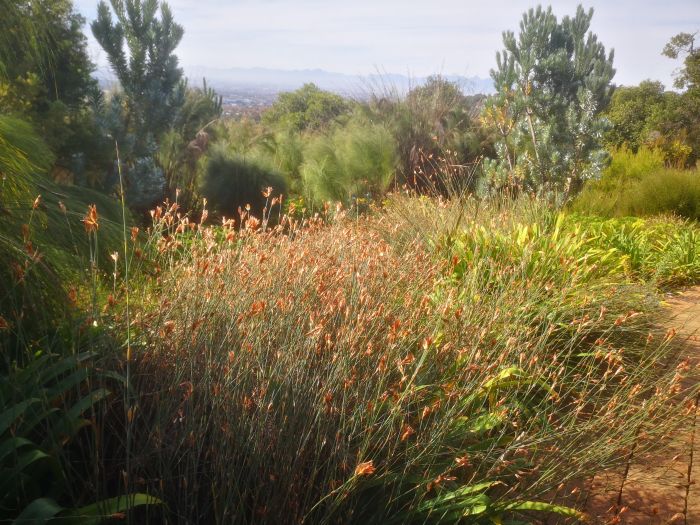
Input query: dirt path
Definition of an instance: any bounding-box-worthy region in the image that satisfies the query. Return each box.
[585,288,700,525]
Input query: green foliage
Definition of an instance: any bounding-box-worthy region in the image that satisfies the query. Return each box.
[604,80,667,151]
[621,169,700,220]
[92,0,185,148]
[657,92,700,168]
[575,166,700,221]
[0,115,128,341]
[603,78,697,167]
[171,78,222,141]
[363,76,487,190]
[0,1,43,80]
[156,79,223,207]
[198,144,287,219]
[156,130,200,210]
[572,146,700,220]
[0,116,153,523]
[301,116,397,205]
[483,4,615,196]
[0,0,100,167]
[221,118,271,156]
[662,31,700,90]
[0,352,103,520]
[563,214,700,286]
[0,0,96,109]
[0,111,156,522]
[643,31,700,166]
[596,146,666,189]
[268,128,305,186]
[92,0,186,208]
[0,116,55,197]
[218,119,305,185]
[0,352,160,522]
[438,209,700,312]
[262,83,351,132]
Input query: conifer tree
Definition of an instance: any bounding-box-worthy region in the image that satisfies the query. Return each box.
[91,0,185,208]
[661,31,700,164]
[663,32,699,90]
[92,0,184,153]
[483,5,615,198]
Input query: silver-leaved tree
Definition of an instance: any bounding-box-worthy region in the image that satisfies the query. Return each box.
[92,0,185,210]
[482,4,615,200]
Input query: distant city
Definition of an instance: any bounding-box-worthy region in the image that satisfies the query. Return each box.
[96,65,495,118]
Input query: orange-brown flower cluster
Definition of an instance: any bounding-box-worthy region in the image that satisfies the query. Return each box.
[82,204,99,233]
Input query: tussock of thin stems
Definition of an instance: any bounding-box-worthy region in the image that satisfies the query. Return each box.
[103,194,697,524]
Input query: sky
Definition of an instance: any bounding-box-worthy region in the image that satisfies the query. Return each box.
[74,0,700,88]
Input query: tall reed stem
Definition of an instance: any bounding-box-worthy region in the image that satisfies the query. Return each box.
[115,140,133,517]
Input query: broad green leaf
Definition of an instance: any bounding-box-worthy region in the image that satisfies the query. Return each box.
[414,481,498,513]
[18,407,60,436]
[12,355,52,386]
[13,497,64,523]
[0,436,35,464]
[467,412,505,433]
[0,448,52,501]
[36,352,96,387]
[66,389,111,421]
[0,399,40,435]
[62,493,162,524]
[501,500,586,519]
[45,368,90,400]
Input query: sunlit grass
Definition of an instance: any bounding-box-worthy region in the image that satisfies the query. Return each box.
[93,194,699,523]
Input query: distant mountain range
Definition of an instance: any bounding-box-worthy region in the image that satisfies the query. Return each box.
[95,65,495,96]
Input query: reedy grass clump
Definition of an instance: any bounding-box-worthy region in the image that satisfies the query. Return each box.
[572,146,700,220]
[301,115,397,206]
[0,116,149,521]
[0,115,127,354]
[104,195,695,524]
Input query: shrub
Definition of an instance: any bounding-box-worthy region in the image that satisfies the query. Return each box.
[301,116,397,205]
[126,155,167,212]
[198,144,287,219]
[228,124,306,189]
[268,128,305,188]
[222,118,270,156]
[572,146,700,220]
[603,81,667,151]
[0,115,127,342]
[619,168,700,219]
[597,146,666,189]
[262,83,351,132]
[362,77,488,191]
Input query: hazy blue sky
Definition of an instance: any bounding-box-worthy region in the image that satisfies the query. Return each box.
[75,0,700,87]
